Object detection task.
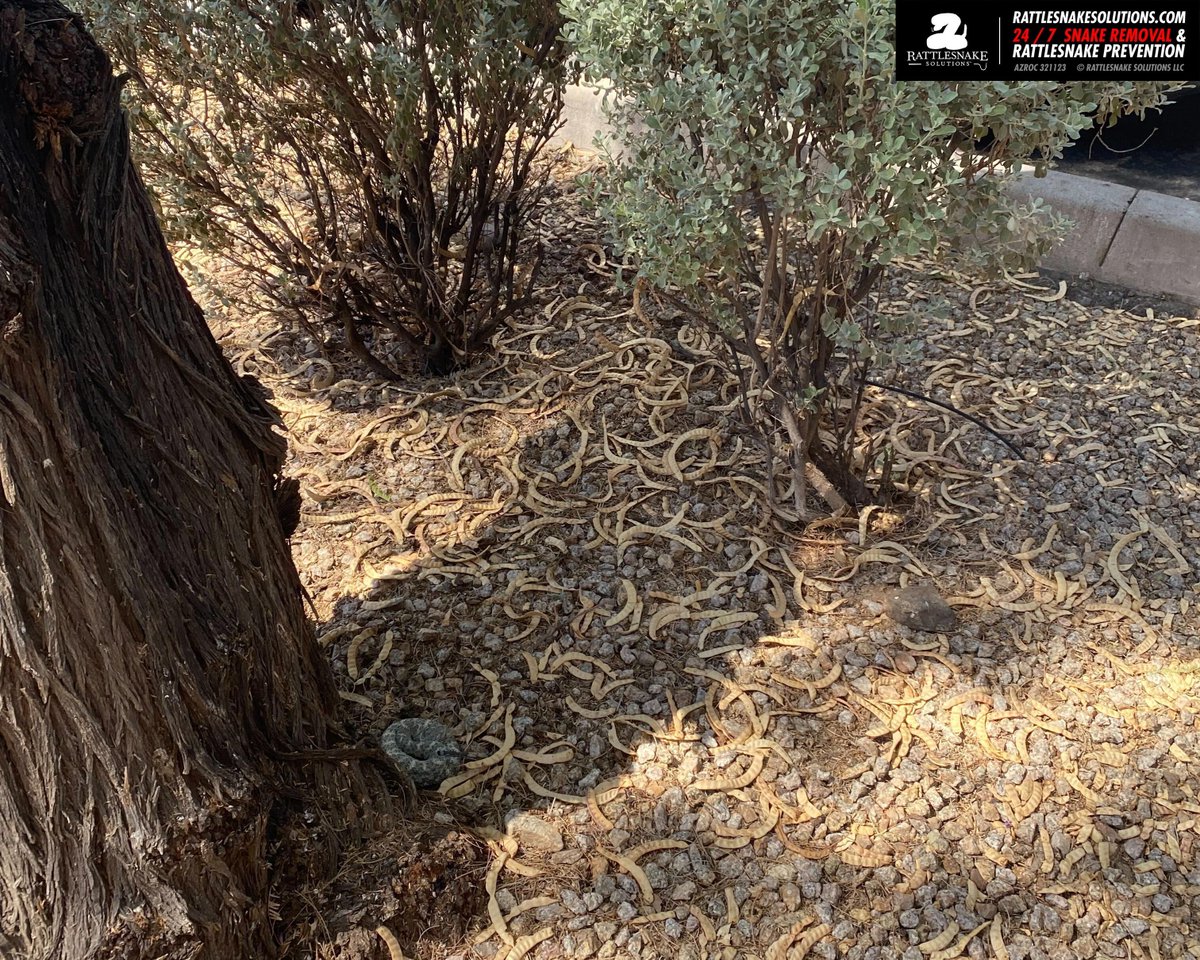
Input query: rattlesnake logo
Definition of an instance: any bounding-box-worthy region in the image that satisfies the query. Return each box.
[927,12,969,50]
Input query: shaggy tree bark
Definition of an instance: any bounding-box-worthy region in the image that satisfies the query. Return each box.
[0,4,377,957]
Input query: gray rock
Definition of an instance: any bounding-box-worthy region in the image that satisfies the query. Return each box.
[688,844,716,885]
[884,585,957,632]
[506,811,564,853]
[1029,903,1061,934]
[999,894,1028,915]
[593,921,618,942]
[717,855,744,879]
[562,890,589,915]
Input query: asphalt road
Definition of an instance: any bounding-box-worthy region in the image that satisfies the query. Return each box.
[1054,86,1200,201]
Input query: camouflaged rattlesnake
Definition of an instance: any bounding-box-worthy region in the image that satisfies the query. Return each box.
[380,718,464,789]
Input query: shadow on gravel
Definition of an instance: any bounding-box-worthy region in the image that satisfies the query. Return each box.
[290,503,1200,960]
[245,230,1200,960]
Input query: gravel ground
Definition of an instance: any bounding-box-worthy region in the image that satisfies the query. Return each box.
[222,179,1200,960]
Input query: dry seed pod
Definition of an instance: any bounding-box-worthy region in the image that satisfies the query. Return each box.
[1038,825,1055,873]
[842,845,892,868]
[511,746,573,765]
[919,922,960,954]
[375,926,407,960]
[1011,780,1043,821]
[1064,770,1104,807]
[631,910,675,925]
[989,917,1011,960]
[466,705,516,771]
[606,580,637,626]
[501,857,544,878]
[766,918,813,960]
[485,854,514,946]
[520,650,540,682]
[690,905,716,942]
[521,767,584,804]
[599,849,655,902]
[506,896,558,921]
[506,928,553,960]
[693,753,765,791]
[565,696,616,720]
[724,887,740,926]
[793,922,832,959]
[586,791,615,830]
[1089,746,1129,767]
[1056,849,1085,881]
[931,921,989,960]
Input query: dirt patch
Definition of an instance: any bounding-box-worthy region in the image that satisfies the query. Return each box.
[280,828,488,960]
[383,831,489,947]
[1042,268,1200,316]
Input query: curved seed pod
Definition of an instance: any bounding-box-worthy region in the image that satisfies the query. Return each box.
[506,928,553,960]
[766,918,812,960]
[375,926,406,960]
[919,922,960,954]
[793,922,832,959]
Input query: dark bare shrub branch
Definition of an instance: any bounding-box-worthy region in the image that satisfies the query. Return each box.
[83,0,572,375]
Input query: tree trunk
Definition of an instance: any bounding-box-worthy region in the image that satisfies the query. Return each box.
[0,4,371,957]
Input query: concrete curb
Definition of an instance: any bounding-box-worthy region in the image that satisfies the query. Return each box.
[1012,167,1200,305]
[557,84,617,155]
[554,84,1200,307]
[1052,184,1200,305]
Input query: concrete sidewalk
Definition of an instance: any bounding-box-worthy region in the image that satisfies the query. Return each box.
[556,84,1200,308]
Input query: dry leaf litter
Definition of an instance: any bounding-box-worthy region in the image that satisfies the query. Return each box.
[215,168,1200,960]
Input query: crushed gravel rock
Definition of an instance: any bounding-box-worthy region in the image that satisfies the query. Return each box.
[222,181,1200,960]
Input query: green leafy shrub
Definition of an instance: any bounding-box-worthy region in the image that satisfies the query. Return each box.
[565,0,1182,513]
[84,0,570,375]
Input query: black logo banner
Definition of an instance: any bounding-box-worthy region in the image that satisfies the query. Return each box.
[896,2,1199,80]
